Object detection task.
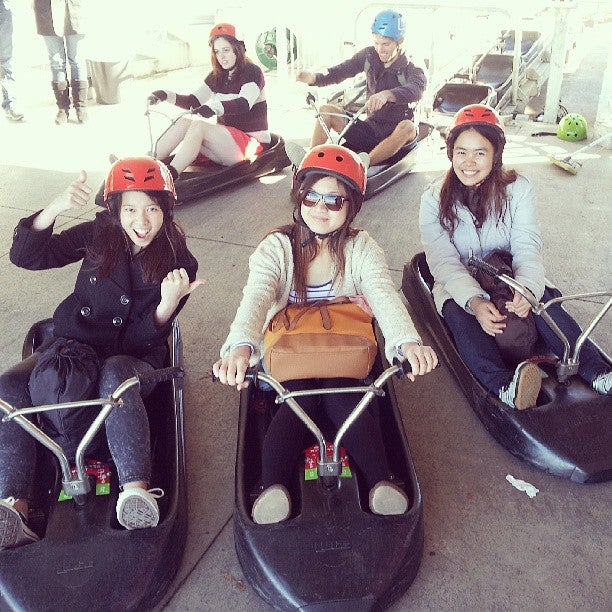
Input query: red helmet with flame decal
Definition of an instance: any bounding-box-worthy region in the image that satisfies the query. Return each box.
[103,157,176,210]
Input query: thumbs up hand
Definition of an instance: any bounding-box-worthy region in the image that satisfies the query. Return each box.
[32,170,93,231]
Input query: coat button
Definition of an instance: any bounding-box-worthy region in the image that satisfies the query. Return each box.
[80,306,91,317]
[89,275,97,284]
[112,317,123,327]
[120,295,130,305]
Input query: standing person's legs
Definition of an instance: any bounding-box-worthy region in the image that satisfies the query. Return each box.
[64,34,87,81]
[43,35,70,123]
[65,34,88,123]
[0,3,22,121]
[43,35,68,82]
[0,3,13,108]
[534,287,610,386]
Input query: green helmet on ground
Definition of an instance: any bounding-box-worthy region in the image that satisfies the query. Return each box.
[557,113,587,141]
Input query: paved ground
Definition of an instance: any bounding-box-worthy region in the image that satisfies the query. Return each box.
[0,19,610,612]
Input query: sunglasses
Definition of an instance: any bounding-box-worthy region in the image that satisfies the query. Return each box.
[302,191,347,212]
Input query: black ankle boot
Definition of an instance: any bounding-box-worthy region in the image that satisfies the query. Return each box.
[71,80,89,124]
[51,81,70,124]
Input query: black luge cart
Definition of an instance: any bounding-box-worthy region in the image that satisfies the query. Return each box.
[233,348,424,611]
[402,252,612,483]
[0,319,187,611]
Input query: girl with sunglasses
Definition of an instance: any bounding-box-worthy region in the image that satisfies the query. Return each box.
[213,144,437,524]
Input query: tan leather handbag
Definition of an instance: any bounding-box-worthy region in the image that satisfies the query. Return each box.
[263,297,377,382]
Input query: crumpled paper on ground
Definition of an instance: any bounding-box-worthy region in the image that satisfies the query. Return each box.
[506,474,539,498]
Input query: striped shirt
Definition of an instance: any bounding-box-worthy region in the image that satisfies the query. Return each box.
[288,280,335,304]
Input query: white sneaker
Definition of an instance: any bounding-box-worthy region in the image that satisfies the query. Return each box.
[251,485,291,525]
[592,372,611,395]
[0,497,39,549]
[498,361,541,410]
[369,481,409,515]
[116,487,164,530]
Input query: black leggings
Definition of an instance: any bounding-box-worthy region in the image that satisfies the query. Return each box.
[262,378,390,491]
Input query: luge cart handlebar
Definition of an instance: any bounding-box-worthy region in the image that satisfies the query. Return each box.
[306,92,368,146]
[215,360,411,483]
[468,253,612,381]
[0,366,183,504]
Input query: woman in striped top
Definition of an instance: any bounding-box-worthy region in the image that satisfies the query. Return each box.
[147,23,270,178]
[213,144,437,524]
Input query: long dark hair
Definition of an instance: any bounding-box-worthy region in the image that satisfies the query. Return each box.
[270,173,360,304]
[208,36,250,89]
[86,192,187,284]
[439,124,517,239]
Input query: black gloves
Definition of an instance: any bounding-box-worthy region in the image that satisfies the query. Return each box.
[148,90,168,105]
[193,104,215,118]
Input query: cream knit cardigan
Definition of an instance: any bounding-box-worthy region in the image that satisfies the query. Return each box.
[220,230,421,365]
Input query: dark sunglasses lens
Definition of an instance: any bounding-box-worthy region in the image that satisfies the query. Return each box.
[302,191,319,207]
[322,195,344,211]
[302,191,345,211]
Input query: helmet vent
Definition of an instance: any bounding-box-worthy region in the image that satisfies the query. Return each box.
[144,168,156,183]
[121,168,136,183]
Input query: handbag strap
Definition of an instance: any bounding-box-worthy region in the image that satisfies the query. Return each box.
[281,297,352,331]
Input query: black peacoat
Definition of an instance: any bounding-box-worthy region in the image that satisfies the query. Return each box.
[10,211,198,368]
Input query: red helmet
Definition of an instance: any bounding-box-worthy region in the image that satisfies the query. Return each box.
[209,23,245,46]
[446,104,505,160]
[295,144,367,215]
[103,157,176,209]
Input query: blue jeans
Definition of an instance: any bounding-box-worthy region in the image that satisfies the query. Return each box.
[0,353,154,501]
[442,287,609,395]
[0,1,16,110]
[43,34,87,82]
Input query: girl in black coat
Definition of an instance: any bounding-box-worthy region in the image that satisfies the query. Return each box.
[0,157,203,549]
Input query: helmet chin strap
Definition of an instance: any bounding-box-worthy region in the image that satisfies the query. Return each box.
[293,209,341,247]
[384,45,401,66]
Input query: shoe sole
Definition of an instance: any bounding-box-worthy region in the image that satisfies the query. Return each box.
[118,497,159,529]
[515,364,542,410]
[0,505,20,548]
[252,487,291,525]
[0,505,38,549]
[369,484,409,515]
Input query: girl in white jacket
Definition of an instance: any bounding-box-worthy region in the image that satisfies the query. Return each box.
[420,104,610,409]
